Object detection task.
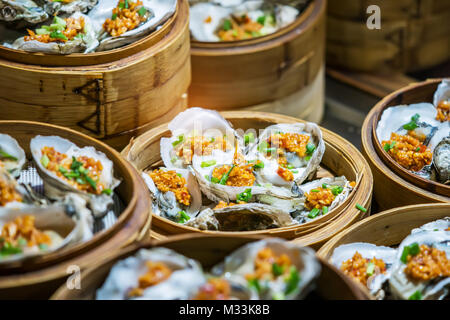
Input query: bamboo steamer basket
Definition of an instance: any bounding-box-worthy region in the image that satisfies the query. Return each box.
[188,0,326,122]
[361,79,449,211]
[51,234,371,300]
[0,121,151,299]
[122,111,373,249]
[0,0,190,150]
[317,203,450,299]
[327,0,450,72]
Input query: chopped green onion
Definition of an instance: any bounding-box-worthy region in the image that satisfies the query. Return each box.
[219,165,234,185]
[211,176,220,184]
[322,183,328,189]
[124,0,129,9]
[118,1,124,8]
[35,28,51,35]
[331,186,344,196]
[409,242,420,256]
[171,134,184,147]
[401,246,410,263]
[177,210,190,224]
[137,6,147,16]
[408,290,422,300]
[415,147,420,152]
[284,266,300,295]
[50,30,68,40]
[40,155,50,168]
[366,262,375,276]
[53,16,66,28]
[304,156,311,161]
[306,143,316,155]
[253,161,264,169]
[322,206,329,215]
[17,238,27,247]
[102,188,112,196]
[257,15,266,25]
[210,137,215,143]
[170,157,177,164]
[402,113,420,131]
[250,31,261,37]
[272,292,285,300]
[111,13,117,20]
[384,141,396,152]
[236,188,252,202]
[0,242,22,257]
[272,263,284,277]
[310,189,320,193]
[291,170,298,173]
[38,243,49,251]
[200,160,216,168]
[223,19,232,31]
[244,132,255,145]
[308,208,321,219]
[85,175,97,191]
[176,173,182,177]
[356,204,367,213]
[247,278,261,293]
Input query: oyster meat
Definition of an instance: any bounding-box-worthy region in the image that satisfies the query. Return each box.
[37,0,98,16]
[0,0,48,26]
[96,247,206,300]
[211,238,320,299]
[0,133,26,177]
[30,135,121,218]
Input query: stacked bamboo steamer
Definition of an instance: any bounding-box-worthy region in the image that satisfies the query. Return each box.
[0,121,151,299]
[0,0,191,150]
[362,79,449,211]
[122,111,373,250]
[188,0,326,123]
[51,235,371,300]
[327,0,450,72]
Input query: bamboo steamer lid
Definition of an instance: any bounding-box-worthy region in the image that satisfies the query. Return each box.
[188,0,326,122]
[361,79,449,211]
[0,121,151,299]
[0,0,191,150]
[51,234,371,300]
[122,111,373,250]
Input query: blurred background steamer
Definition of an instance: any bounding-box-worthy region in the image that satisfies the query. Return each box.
[0,0,190,150]
[188,0,326,123]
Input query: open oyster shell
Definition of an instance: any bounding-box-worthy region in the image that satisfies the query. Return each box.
[191,274,258,300]
[433,79,450,108]
[189,0,299,42]
[141,167,202,223]
[331,242,397,299]
[246,122,325,188]
[0,133,26,177]
[89,0,176,51]
[37,0,98,16]
[30,135,121,218]
[211,238,320,299]
[0,0,48,26]
[411,217,450,234]
[433,136,450,184]
[389,231,450,300]
[11,12,99,54]
[96,247,206,300]
[0,205,80,263]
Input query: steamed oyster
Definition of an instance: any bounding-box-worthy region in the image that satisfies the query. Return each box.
[211,238,320,299]
[389,231,450,300]
[189,0,299,42]
[0,133,26,177]
[37,0,98,16]
[433,79,449,123]
[288,176,353,223]
[30,135,121,218]
[331,243,397,299]
[0,165,32,208]
[0,205,80,263]
[12,13,99,54]
[246,123,325,188]
[141,167,202,224]
[191,275,257,300]
[89,0,176,51]
[0,0,48,26]
[411,217,450,234]
[96,247,206,300]
[433,136,450,184]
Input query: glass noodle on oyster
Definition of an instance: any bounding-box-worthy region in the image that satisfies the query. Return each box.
[376,79,450,184]
[144,107,355,232]
[189,0,301,42]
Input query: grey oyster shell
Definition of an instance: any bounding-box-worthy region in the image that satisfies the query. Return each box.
[433,136,450,184]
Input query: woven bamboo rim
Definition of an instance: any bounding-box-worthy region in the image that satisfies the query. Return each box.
[50,234,371,300]
[122,111,373,249]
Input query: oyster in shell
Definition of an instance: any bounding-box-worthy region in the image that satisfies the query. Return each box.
[96,247,206,300]
[211,238,320,299]
[185,207,219,230]
[288,176,352,223]
[433,79,450,109]
[0,133,26,177]
[189,0,299,42]
[89,0,176,51]
[141,167,202,224]
[0,205,80,263]
[411,217,450,234]
[38,0,98,16]
[246,123,325,188]
[30,135,121,218]
[433,136,450,184]
[0,0,48,26]
[191,275,257,299]
[11,13,99,54]
[331,242,397,299]
[389,231,450,300]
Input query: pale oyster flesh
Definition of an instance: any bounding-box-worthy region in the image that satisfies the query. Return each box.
[96,247,206,300]
[211,238,320,299]
[0,133,26,177]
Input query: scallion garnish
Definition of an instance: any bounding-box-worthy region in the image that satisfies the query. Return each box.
[356,204,367,212]
[200,160,216,168]
[236,188,252,202]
